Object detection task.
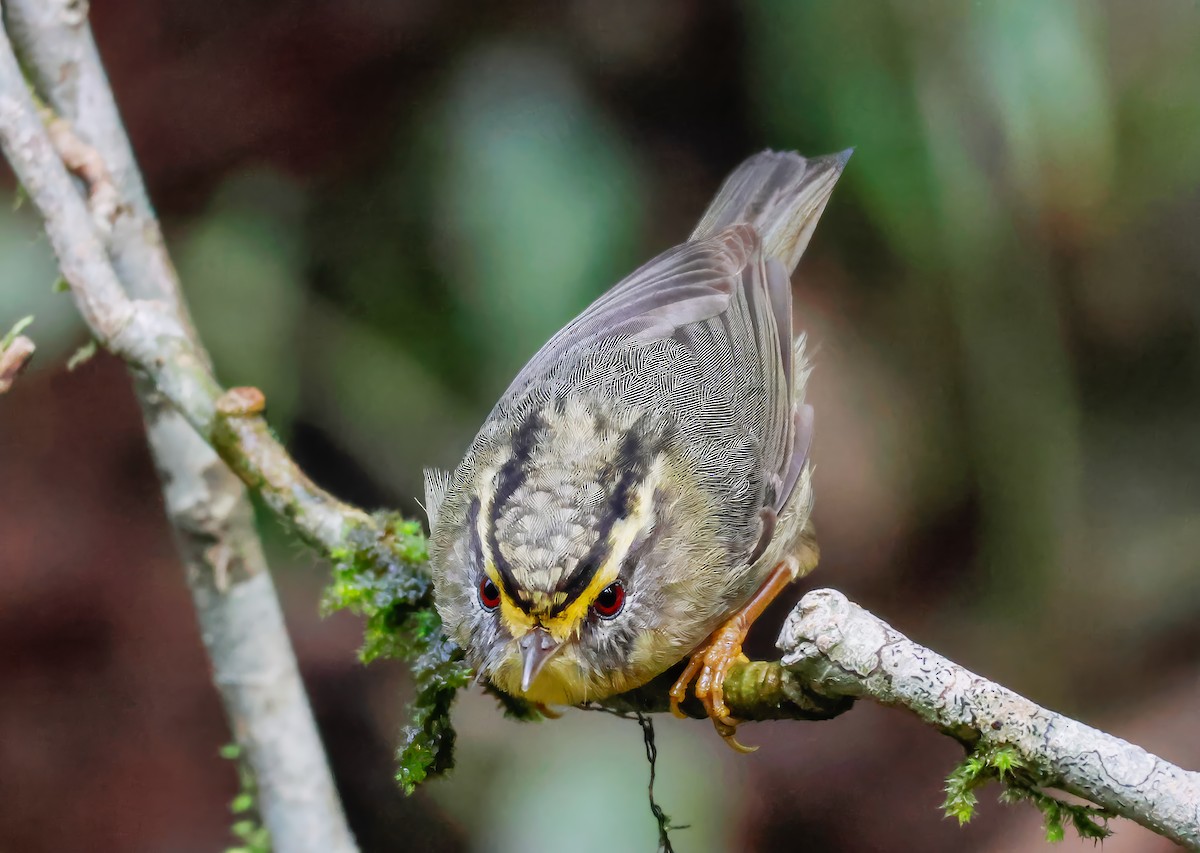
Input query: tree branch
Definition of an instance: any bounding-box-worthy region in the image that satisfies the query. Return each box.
[0,6,356,850]
[0,333,34,391]
[778,589,1200,848]
[0,315,35,393]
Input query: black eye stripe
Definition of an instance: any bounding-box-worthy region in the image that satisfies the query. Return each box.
[493,411,543,513]
[469,495,523,612]
[466,497,483,569]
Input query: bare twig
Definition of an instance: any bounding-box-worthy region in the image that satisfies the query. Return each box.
[5,0,200,333]
[0,5,357,850]
[0,333,35,392]
[41,106,119,234]
[779,589,1200,848]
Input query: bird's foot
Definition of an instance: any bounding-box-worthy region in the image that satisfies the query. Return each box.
[668,620,756,753]
[667,558,801,753]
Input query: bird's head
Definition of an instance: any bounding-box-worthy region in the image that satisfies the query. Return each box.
[428,396,718,706]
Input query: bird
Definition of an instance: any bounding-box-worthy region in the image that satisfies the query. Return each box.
[425,148,849,749]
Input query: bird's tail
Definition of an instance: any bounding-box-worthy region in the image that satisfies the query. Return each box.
[690,149,851,274]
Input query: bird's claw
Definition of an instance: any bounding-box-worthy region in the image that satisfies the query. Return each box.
[668,621,756,752]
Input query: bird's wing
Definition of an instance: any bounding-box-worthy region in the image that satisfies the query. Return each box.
[484,226,796,562]
[493,234,740,407]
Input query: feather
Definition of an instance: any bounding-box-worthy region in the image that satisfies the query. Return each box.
[691,149,852,273]
[423,467,451,530]
[493,235,744,407]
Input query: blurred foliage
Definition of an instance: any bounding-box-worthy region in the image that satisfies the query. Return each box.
[1,315,33,351]
[749,0,1088,609]
[0,205,86,361]
[178,171,307,432]
[431,44,642,389]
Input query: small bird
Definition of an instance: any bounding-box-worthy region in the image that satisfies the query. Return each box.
[426,149,849,748]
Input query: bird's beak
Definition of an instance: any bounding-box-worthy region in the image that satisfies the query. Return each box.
[518,627,563,693]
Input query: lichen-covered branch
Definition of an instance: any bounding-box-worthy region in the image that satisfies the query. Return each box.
[0,5,356,850]
[0,333,34,391]
[778,589,1200,848]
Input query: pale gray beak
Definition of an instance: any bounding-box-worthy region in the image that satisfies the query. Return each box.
[518,627,562,693]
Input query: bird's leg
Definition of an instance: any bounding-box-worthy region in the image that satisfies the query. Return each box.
[668,556,800,752]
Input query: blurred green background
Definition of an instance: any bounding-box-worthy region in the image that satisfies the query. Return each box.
[2,1,1198,851]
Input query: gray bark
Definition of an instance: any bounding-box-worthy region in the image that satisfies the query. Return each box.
[0,5,356,850]
[780,589,1200,848]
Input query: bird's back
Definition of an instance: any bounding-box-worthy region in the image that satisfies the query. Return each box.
[432,150,849,573]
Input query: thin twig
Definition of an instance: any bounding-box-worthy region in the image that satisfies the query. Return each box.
[0,335,35,392]
[41,105,119,235]
[0,6,357,850]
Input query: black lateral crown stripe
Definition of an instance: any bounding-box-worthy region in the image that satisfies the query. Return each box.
[486,411,544,611]
[466,496,488,582]
[551,427,646,614]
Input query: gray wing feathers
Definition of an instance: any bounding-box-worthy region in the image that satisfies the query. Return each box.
[778,338,814,512]
[690,149,852,274]
[466,150,842,562]
[496,238,742,405]
[731,241,792,510]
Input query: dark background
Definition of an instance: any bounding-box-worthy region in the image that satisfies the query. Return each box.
[2,1,1198,851]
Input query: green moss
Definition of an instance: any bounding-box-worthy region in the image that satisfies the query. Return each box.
[220,742,271,853]
[66,339,98,371]
[322,512,473,793]
[322,511,546,790]
[1,315,33,350]
[942,743,1113,842]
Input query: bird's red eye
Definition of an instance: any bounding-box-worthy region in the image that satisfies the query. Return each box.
[479,577,501,611]
[592,582,626,618]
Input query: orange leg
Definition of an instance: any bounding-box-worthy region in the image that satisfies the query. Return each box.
[669,557,800,752]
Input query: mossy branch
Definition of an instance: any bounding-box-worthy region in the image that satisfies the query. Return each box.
[778,589,1200,847]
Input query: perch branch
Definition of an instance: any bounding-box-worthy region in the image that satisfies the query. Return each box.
[0,7,356,851]
[778,589,1200,848]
